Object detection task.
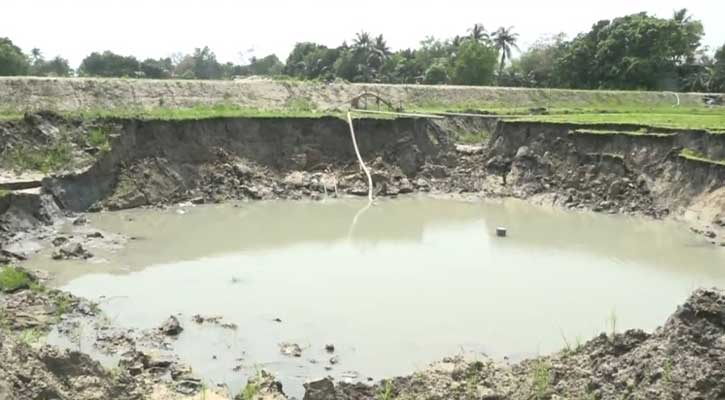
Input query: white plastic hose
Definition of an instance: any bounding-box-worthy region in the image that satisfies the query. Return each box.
[346,112,373,202]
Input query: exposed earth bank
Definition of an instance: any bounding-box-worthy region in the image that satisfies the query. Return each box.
[1,111,724,252]
[0,111,724,399]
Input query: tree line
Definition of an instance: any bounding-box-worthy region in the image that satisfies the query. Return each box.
[1,9,724,92]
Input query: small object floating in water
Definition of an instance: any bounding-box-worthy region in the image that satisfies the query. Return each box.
[496,227,507,237]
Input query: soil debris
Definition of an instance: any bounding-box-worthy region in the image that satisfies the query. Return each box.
[191,314,238,330]
[158,316,184,337]
[305,288,725,400]
[279,342,303,358]
[51,243,93,260]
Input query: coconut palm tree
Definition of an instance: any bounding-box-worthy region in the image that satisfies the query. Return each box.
[492,26,520,76]
[373,35,390,57]
[451,35,464,48]
[468,24,489,43]
[353,32,372,51]
[673,8,692,24]
[30,48,42,64]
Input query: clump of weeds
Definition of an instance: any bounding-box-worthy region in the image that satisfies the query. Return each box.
[0,266,33,293]
[532,360,551,400]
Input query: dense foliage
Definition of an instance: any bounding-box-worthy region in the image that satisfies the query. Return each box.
[1,9,724,92]
[0,38,29,76]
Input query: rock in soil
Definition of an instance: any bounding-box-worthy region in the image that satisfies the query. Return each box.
[158,315,183,336]
[51,243,93,260]
[279,342,303,358]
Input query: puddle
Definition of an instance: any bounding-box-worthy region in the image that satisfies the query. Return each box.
[37,197,725,397]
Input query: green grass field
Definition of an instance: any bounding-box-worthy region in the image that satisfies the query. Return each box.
[519,111,725,132]
[1,91,723,131]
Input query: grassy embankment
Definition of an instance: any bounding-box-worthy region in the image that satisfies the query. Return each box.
[679,148,725,166]
[0,88,723,174]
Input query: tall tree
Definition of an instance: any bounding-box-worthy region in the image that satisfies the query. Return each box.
[468,24,489,43]
[31,56,72,77]
[30,48,42,64]
[353,32,372,50]
[173,47,223,80]
[244,54,284,76]
[79,51,140,77]
[492,26,520,77]
[557,12,704,90]
[139,58,174,79]
[373,35,391,57]
[284,42,325,77]
[452,39,498,85]
[513,33,567,88]
[0,38,30,76]
[711,44,725,92]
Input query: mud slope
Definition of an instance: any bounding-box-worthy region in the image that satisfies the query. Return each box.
[309,288,725,400]
[485,120,725,241]
[1,113,724,250]
[42,116,451,212]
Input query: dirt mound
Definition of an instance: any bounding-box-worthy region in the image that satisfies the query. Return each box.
[0,331,142,400]
[314,288,725,400]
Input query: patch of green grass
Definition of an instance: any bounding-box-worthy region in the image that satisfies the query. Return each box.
[29,281,47,293]
[663,358,673,386]
[0,188,9,198]
[19,328,43,345]
[54,295,73,317]
[238,381,259,400]
[0,266,33,293]
[0,109,23,120]
[376,380,395,400]
[532,361,551,400]
[522,112,725,131]
[571,129,675,137]
[68,103,342,121]
[5,141,74,173]
[452,128,489,144]
[560,331,586,356]
[0,310,8,330]
[87,128,110,152]
[285,96,315,111]
[679,148,725,166]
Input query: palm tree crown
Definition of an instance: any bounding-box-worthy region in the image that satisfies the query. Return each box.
[468,24,489,43]
[492,26,520,75]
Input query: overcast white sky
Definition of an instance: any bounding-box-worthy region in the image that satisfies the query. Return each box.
[4,0,725,68]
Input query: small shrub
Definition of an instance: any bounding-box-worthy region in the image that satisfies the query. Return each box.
[88,128,110,152]
[7,142,73,173]
[54,295,73,317]
[20,328,43,345]
[452,128,489,144]
[663,358,673,387]
[0,266,33,293]
[286,97,314,111]
[238,381,259,400]
[532,361,551,400]
[376,380,395,400]
[29,281,47,293]
[0,310,8,330]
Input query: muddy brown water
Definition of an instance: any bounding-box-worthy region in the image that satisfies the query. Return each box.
[40,197,725,397]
